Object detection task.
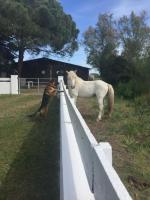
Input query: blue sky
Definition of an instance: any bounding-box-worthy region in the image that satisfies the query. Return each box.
[25,0,150,71]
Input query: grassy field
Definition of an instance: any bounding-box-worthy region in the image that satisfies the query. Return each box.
[77,96,150,200]
[0,95,60,200]
[0,93,149,200]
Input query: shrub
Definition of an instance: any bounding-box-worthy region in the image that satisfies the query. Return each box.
[116,81,136,99]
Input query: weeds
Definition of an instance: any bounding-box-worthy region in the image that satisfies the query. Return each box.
[77,96,150,200]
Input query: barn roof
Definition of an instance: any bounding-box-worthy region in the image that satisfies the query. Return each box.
[23,57,90,70]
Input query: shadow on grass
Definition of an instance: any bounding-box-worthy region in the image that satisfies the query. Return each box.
[0,97,60,200]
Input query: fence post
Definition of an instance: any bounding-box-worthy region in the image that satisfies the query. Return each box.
[93,144,132,200]
[98,142,112,165]
[58,76,64,92]
[18,77,21,94]
[37,78,39,94]
[10,75,18,94]
[58,76,64,84]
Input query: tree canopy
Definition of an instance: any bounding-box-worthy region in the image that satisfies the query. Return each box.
[83,11,150,93]
[83,14,118,68]
[118,11,150,63]
[0,0,79,76]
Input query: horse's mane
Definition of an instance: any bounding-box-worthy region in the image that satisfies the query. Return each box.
[74,72,84,82]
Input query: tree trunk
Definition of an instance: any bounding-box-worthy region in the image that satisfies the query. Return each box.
[18,48,24,77]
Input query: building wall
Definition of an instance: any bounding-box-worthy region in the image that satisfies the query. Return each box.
[21,58,89,81]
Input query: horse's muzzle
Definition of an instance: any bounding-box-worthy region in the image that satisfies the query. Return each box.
[71,86,75,89]
[68,85,75,89]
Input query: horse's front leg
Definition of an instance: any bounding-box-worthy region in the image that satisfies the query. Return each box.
[97,97,104,122]
[71,96,77,105]
[69,88,78,105]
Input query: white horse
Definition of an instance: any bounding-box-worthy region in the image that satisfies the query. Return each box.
[66,70,114,121]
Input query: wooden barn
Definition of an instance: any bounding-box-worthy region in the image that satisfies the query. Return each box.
[21,57,90,82]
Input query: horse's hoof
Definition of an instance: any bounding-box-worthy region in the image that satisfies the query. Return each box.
[108,114,111,118]
[96,118,102,122]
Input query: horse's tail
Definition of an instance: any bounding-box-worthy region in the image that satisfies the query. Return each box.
[107,84,114,117]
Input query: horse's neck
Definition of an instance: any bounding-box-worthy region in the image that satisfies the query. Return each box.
[75,76,84,86]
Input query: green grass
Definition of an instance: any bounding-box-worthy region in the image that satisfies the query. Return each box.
[77,96,150,200]
[1,93,149,199]
[0,95,60,200]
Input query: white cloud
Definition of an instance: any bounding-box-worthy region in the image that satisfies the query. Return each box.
[110,0,150,19]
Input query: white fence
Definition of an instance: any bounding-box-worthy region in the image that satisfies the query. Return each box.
[59,76,132,200]
[0,75,18,94]
[18,78,57,95]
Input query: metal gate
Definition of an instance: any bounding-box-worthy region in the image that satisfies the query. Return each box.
[18,78,57,95]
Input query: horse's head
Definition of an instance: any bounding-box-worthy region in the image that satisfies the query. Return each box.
[66,70,77,89]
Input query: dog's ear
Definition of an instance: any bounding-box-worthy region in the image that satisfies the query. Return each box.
[74,70,77,74]
[66,71,69,74]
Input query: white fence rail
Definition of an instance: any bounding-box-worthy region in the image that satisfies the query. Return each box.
[0,75,18,94]
[18,77,57,95]
[59,77,132,200]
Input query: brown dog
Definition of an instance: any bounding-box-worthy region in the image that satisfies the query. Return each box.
[29,79,57,118]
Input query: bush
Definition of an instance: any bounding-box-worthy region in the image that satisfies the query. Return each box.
[117,76,150,99]
[117,80,137,99]
[116,57,150,99]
